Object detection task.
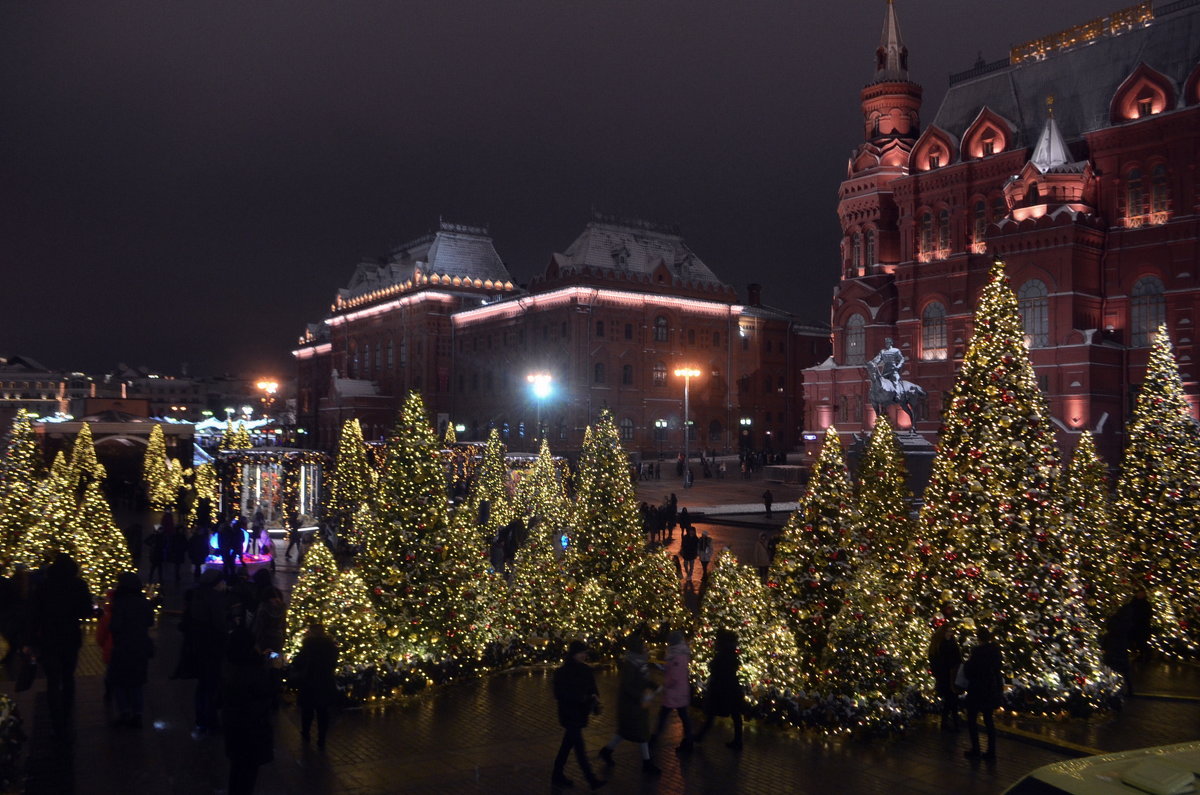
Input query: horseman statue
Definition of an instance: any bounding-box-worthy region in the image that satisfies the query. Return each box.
[865,338,926,434]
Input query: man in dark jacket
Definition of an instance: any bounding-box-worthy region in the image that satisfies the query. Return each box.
[962,627,1004,761]
[32,554,94,737]
[292,623,338,749]
[552,640,605,790]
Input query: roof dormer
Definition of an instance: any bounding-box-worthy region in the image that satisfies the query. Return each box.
[1110,62,1176,122]
[960,107,1015,161]
[909,126,956,173]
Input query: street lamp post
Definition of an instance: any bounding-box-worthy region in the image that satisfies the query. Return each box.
[654,419,667,460]
[256,379,279,418]
[526,372,552,449]
[674,367,700,486]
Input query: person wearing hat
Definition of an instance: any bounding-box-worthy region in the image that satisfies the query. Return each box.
[652,630,695,752]
[599,635,661,775]
[552,640,605,790]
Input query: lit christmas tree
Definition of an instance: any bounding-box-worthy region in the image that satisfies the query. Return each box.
[285,538,384,671]
[0,410,45,572]
[504,441,571,644]
[855,417,916,594]
[916,258,1119,713]
[465,428,513,546]
[692,549,801,706]
[326,419,376,546]
[66,423,105,496]
[75,480,135,599]
[14,469,87,576]
[142,424,176,513]
[567,411,683,641]
[49,451,68,483]
[184,462,220,527]
[1064,433,1125,623]
[767,426,861,681]
[443,424,457,446]
[233,422,254,450]
[1115,326,1200,656]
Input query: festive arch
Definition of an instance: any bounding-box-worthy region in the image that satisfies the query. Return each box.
[1110,62,1176,122]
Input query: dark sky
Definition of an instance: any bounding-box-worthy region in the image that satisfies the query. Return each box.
[1,0,1116,378]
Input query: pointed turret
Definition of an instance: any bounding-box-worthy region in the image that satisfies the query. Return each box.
[1030,111,1071,173]
[874,0,909,82]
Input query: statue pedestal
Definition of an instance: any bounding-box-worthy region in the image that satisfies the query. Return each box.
[848,431,936,499]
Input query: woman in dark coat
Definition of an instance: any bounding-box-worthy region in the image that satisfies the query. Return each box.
[962,627,1004,760]
[929,623,962,731]
[222,628,277,795]
[291,623,338,749]
[599,636,660,775]
[695,629,744,750]
[551,640,604,789]
[106,572,155,726]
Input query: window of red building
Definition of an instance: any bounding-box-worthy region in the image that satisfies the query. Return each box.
[921,302,947,360]
[1131,276,1165,348]
[844,314,866,364]
[653,362,666,386]
[654,316,668,342]
[1018,280,1049,348]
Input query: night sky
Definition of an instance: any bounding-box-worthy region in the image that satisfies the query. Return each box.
[1,0,1116,378]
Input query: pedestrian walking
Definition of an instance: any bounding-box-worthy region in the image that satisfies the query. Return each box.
[762,489,774,517]
[105,572,155,727]
[697,532,714,579]
[251,572,286,657]
[652,630,694,752]
[928,623,962,732]
[31,553,94,738]
[176,568,230,735]
[218,518,244,578]
[188,526,212,581]
[222,628,278,795]
[679,527,699,582]
[695,629,744,750]
[752,533,772,583]
[293,623,338,749]
[551,640,606,790]
[599,636,661,775]
[145,524,165,584]
[162,513,185,584]
[962,627,1003,761]
[284,514,303,560]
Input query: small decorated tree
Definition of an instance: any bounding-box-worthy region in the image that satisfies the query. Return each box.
[66,423,105,497]
[443,424,457,446]
[142,425,175,513]
[76,480,135,599]
[285,539,384,672]
[1115,326,1200,655]
[0,410,44,572]
[1064,433,1124,623]
[465,429,513,545]
[326,419,376,546]
[767,426,861,682]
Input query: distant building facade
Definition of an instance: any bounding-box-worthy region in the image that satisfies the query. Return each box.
[294,216,830,455]
[803,0,1200,462]
[0,355,68,427]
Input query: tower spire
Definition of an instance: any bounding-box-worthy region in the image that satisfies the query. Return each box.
[875,0,909,82]
[1031,98,1071,172]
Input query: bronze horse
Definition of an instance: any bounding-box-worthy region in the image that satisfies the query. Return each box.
[865,361,926,433]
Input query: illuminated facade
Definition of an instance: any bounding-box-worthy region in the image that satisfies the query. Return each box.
[804,0,1200,462]
[294,216,830,454]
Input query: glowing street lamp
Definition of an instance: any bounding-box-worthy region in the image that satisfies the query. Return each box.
[256,379,280,418]
[527,372,553,447]
[655,418,668,459]
[674,367,701,485]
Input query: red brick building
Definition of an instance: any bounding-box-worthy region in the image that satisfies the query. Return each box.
[803,0,1200,463]
[294,216,830,456]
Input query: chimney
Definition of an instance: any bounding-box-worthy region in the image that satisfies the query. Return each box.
[747,283,762,307]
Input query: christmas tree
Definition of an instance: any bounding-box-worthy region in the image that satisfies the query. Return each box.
[326,419,376,546]
[767,426,861,682]
[75,480,135,599]
[49,451,68,483]
[916,258,1118,713]
[14,469,86,576]
[0,410,44,572]
[1114,326,1200,656]
[443,424,457,446]
[285,538,384,671]
[504,441,571,644]
[465,428,513,546]
[1064,433,1125,623]
[234,423,253,450]
[692,549,801,707]
[184,462,220,527]
[142,425,175,513]
[855,417,916,595]
[567,411,682,642]
[66,423,105,496]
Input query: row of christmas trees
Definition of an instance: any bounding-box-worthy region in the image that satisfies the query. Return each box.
[284,259,1200,731]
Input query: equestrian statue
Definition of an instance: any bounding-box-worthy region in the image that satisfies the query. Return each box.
[865,338,926,434]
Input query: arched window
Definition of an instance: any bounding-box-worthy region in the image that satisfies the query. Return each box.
[362,343,371,376]
[1131,276,1166,348]
[937,209,950,253]
[844,314,866,364]
[386,339,394,368]
[399,338,408,367]
[972,201,987,250]
[921,302,947,360]
[621,364,633,385]
[619,417,634,441]
[1151,164,1169,216]
[593,363,605,384]
[1127,168,1146,222]
[652,362,666,387]
[919,213,933,258]
[852,233,862,271]
[1018,279,1049,348]
[654,316,669,342]
[864,229,876,268]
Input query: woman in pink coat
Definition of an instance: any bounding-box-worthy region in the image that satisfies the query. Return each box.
[652,630,695,752]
